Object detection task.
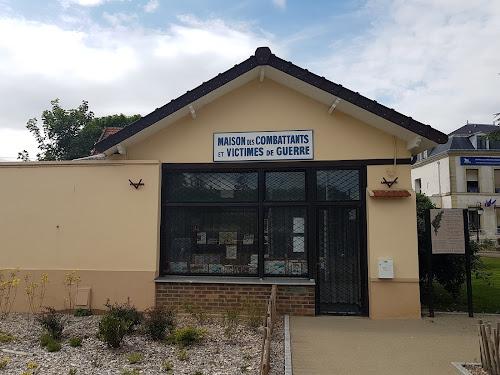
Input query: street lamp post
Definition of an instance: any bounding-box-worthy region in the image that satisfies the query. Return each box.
[476,202,484,243]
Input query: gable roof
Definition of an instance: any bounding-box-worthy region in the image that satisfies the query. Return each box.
[94,47,447,155]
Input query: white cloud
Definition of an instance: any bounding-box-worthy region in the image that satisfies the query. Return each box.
[144,0,159,13]
[0,14,276,159]
[272,0,286,10]
[312,0,500,134]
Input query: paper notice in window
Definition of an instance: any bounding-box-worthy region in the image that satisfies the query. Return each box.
[293,217,305,234]
[293,236,305,252]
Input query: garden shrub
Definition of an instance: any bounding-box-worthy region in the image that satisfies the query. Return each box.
[46,340,62,352]
[144,305,176,341]
[104,299,142,332]
[97,314,130,348]
[70,337,83,347]
[37,307,64,340]
[0,329,14,344]
[0,357,7,368]
[74,309,92,317]
[126,353,142,364]
[169,327,206,347]
[222,307,240,340]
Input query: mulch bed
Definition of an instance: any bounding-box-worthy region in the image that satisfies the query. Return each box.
[0,312,284,375]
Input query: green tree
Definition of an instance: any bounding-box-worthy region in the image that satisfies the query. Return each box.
[24,99,140,161]
[416,193,487,299]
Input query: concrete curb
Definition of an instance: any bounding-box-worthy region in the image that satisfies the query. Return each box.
[452,362,482,375]
[284,314,292,375]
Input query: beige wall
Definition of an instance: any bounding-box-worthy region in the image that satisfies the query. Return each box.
[366,164,421,318]
[127,79,410,163]
[0,160,161,311]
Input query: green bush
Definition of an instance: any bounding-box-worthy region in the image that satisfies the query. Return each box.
[97,314,130,348]
[46,340,61,352]
[169,327,206,347]
[144,305,176,341]
[37,307,64,340]
[104,299,142,332]
[74,309,92,317]
[70,337,83,347]
[0,357,7,368]
[39,333,52,347]
[222,307,240,339]
[0,329,14,344]
[120,370,140,375]
[126,353,142,364]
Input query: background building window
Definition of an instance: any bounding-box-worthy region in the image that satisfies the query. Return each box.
[466,169,479,193]
[495,170,500,193]
[414,178,421,194]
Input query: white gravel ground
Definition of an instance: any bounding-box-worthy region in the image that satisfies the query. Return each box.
[0,313,284,375]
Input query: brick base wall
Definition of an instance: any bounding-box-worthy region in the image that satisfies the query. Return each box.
[156,282,315,316]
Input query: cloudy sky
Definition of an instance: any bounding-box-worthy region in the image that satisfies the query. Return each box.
[0,0,499,161]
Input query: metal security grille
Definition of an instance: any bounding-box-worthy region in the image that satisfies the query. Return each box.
[318,207,362,314]
[317,169,360,201]
[264,206,307,276]
[164,206,258,275]
[165,171,258,202]
[265,171,305,201]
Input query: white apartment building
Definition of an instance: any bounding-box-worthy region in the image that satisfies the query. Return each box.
[412,123,500,241]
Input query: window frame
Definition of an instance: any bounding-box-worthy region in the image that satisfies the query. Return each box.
[160,162,365,279]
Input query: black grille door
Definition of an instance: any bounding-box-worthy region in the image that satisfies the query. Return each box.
[318,206,362,315]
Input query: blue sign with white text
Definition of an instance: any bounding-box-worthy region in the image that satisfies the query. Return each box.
[460,157,500,166]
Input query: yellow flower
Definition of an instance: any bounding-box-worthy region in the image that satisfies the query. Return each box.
[11,279,20,286]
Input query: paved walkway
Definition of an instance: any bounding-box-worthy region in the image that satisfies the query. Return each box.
[290,314,489,375]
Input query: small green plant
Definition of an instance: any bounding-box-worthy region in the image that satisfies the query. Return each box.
[21,372,32,375]
[244,299,262,329]
[37,307,64,340]
[193,371,203,375]
[40,333,52,347]
[27,362,37,369]
[104,298,142,332]
[97,314,130,348]
[68,369,77,375]
[0,268,20,320]
[176,348,189,361]
[0,329,14,344]
[126,353,143,364]
[24,273,49,315]
[243,354,253,360]
[0,356,8,368]
[120,370,140,375]
[184,301,207,325]
[144,305,176,341]
[62,270,81,311]
[74,308,92,317]
[222,306,240,340]
[70,337,83,347]
[169,327,207,347]
[46,340,62,352]
[161,359,173,371]
[241,366,250,372]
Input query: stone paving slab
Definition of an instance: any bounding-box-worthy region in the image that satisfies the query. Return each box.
[290,314,488,375]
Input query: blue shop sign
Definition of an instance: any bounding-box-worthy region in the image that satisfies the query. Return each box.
[460,157,500,166]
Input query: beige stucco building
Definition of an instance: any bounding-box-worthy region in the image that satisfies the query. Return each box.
[0,47,447,318]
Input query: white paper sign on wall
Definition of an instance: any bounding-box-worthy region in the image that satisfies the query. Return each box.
[213,130,313,162]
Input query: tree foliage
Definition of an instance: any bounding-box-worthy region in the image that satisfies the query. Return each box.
[22,99,140,161]
[416,193,486,299]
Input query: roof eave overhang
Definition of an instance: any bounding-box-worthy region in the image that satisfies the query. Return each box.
[95,47,447,156]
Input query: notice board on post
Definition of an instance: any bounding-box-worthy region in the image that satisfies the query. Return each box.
[429,209,466,254]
